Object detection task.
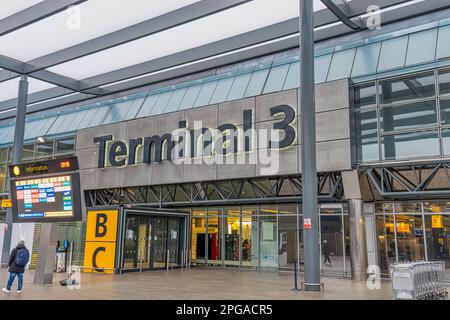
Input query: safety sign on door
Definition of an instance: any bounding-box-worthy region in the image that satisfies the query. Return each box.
[83,209,119,274]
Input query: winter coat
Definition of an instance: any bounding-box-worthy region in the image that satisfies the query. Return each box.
[322,243,330,256]
[8,244,29,273]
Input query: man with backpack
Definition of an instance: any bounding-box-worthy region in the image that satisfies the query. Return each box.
[2,240,30,294]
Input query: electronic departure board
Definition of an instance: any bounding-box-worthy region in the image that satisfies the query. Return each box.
[10,157,82,223]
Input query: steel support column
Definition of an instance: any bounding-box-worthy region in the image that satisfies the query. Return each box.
[1,75,28,267]
[300,0,321,291]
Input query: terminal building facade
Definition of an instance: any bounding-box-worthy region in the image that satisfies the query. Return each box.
[0,6,450,279]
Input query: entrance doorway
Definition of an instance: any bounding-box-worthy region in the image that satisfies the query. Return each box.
[121,209,187,271]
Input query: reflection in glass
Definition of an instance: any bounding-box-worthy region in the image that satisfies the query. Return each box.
[207,215,222,265]
[355,109,379,162]
[259,215,277,269]
[424,214,450,267]
[380,101,437,132]
[241,214,257,268]
[381,130,439,161]
[191,216,206,264]
[124,216,138,269]
[278,215,297,270]
[320,215,344,275]
[376,215,397,274]
[153,217,167,269]
[395,215,425,262]
[168,218,180,267]
[439,68,450,96]
[354,83,377,108]
[380,72,435,105]
[224,216,240,267]
[440,99,450,125]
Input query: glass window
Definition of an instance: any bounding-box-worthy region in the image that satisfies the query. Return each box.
[136,94,159,118]
[278,204,297,215]
[224,215,240,267]
[440,98,450,125]
[0,163,7,193]
[283,62,300,90]
[321,215,345,275]
[351,42,381,78]
[150,92,173,116]
[262,64,290,94]
[210,78,234,104]
[442,128,450,156]
[314,54,332,84]
[380,100,437,132]
[193,81,217,107]
[381,130,440,161]
[396,215,425,262]
[102,101,134,125]
[0,148,8,163]
[83,106,109,128]
[327,48,356,81]
[439,68,450,96]
[259,215,277,269]
[165,88,187,113]
[21,144,34,161]
[354,82,377,109]
[278,215,298,270]
[424,215,450,267]
[380,72,435,105]
[378,36,408,72]
[56,137,75,154]
[179,85,202,110]
[191,210,206,264]
[405,29,438,66]
[123,97,145,121]
[227,73,252,102]
[259,205,277,215]
[35,140,54,159]
[436,25,450,60]
[241,213,258,269]
[355,109,379,163]
[376,215,397,275]
[207,215,222,265]
[244,69,270,97]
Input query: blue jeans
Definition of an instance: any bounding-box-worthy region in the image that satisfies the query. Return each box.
[6,272,23,291]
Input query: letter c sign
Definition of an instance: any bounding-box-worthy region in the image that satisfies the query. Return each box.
[84,210,119,274]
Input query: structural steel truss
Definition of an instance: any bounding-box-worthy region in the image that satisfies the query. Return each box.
[85,172,344,208]
[364,161,450,199]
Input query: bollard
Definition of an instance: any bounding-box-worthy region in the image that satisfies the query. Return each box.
[291,259,301,291]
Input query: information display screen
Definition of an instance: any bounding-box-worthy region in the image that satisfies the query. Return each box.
[14,174,75,220]
[9,157,82,223]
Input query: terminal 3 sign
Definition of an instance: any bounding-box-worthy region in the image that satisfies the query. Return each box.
[93,104,297,168]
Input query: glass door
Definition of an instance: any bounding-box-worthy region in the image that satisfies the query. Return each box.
[137,217,152,270]
[153,217,168,269]
[123,216,138,269]
[167,218,181,267]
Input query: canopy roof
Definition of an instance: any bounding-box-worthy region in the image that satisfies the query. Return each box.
[0,0,448,123]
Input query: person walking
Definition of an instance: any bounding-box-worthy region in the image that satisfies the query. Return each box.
[2,240,30,294]
[322,240,332,266]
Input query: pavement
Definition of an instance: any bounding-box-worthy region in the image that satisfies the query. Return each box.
[0,267,394,300]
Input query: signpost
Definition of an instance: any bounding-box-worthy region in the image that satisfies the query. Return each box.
[9,156,82,285]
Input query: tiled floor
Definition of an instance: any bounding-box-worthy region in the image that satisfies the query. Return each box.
[0,267,393,300]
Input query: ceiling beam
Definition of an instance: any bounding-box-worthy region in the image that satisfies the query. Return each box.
[0,0,407,85]
[0,55,106,95]
[0,0,447,117]
[0,0,88,37]
[320,0,364,30]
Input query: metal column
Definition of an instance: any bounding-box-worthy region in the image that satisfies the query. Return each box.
[299,0,321,291]
[1,75,28,267]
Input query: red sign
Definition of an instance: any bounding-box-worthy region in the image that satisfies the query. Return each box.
[304,218,312,229]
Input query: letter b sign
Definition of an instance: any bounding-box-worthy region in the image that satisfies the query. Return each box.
[95,213,108,237]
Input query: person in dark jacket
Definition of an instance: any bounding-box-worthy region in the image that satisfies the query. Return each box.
[2,240,29,294]
[322,240,332,266]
